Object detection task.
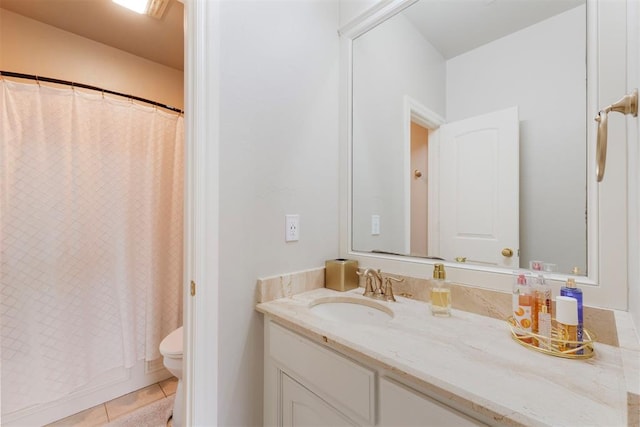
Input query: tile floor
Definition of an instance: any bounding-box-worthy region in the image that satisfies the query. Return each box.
[46,377,177,427]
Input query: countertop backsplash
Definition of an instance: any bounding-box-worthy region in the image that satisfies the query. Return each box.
[257,266,619,347]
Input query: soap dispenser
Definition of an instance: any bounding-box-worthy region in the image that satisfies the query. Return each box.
[430,264,451,317]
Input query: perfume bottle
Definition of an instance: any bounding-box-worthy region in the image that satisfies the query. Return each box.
[533,274,552,345]
[556,296,578,352]
[512,273,533,343]
[534,274,552,316]
[430,264,451,317]
[537,305,552,350]
[561,278,583,353]
[512,273,526,315]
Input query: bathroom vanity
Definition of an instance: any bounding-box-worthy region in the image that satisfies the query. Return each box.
[263,316,485,426]
[257,287,632,427]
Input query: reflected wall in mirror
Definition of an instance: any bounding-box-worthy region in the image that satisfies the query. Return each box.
[351,0,587,275]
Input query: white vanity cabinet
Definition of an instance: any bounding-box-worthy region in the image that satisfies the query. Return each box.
[281,373,357,426]
[379,377,486,427]
[265,320,376,426]
[264,318,489,427]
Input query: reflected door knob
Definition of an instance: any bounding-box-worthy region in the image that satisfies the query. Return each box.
[501,248,514,258]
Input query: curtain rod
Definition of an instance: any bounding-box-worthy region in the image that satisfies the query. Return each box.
[0,70,184,114]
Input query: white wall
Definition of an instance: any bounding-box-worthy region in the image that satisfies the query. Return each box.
[352,12,445,254]
[216,1,340,424]
[446,5,586,274]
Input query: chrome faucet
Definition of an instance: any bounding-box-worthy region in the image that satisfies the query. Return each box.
[357,268,403,302]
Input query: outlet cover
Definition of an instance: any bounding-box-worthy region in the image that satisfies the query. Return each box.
[285,215,300,242]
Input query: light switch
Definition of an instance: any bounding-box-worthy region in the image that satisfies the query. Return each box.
[371,215,380,235]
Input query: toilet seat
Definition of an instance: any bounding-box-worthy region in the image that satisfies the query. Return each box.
[160,326,183,357]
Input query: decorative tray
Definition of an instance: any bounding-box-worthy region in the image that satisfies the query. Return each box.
[507,316,595,359]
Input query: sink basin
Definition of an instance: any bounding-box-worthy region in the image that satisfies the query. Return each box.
[309,297,393,325]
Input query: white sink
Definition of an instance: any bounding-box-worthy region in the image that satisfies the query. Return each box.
[309,297,393,325]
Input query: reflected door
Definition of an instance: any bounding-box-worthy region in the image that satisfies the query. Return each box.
[439,106,519,267]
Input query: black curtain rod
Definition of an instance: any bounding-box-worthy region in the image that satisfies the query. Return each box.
[0,71,184,114]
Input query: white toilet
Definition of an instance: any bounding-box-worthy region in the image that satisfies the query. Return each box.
[160,326,184,427]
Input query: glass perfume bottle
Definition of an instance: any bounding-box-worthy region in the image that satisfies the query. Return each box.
[512,272,533,343]
[533,274,552,345]
[430,264,451,317]
[537,305,552,350]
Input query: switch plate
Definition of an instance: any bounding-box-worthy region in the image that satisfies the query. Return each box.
[285,215,300,242]
[371,215,380,235]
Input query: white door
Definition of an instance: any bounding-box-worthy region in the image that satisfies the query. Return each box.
[438,107,519,268]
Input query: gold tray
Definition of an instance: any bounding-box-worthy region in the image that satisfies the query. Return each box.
[507,316,595,359]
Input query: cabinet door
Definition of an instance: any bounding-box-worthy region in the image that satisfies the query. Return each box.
[269,321,375,425]
[282,373,357,427]
[379,378,487,427]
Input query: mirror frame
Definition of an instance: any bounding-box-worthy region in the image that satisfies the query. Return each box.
[339,0,629,310]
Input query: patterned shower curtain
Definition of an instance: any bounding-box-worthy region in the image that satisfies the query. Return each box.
[0,80,183,415]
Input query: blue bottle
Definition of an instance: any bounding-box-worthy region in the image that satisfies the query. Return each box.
[560,278,583,353]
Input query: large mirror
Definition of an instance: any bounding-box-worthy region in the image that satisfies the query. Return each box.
[351,0,587,275]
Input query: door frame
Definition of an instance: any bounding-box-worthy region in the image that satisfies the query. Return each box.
[402,96,445,255]
[184,0,220,425]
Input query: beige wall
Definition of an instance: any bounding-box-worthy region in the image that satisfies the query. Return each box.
[0,9,183,110]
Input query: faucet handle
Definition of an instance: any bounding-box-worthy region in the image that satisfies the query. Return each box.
[357,268,376,297]
[369,269,384,296]
[383,276,403,302]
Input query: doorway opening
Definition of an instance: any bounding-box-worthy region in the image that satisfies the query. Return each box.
[410,121,429,257]
[403,96,445,258]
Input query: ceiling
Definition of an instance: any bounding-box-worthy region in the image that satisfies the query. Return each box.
[0,0,583,70]
[402,0,585,59]
[0,0,184,70]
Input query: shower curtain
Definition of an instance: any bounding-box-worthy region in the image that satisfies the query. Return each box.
[0,80,184,414]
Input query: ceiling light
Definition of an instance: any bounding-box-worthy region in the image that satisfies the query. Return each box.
[112,0,171,19]
[112,0,149,14]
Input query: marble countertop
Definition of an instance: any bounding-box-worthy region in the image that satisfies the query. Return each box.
[256,287,629,427]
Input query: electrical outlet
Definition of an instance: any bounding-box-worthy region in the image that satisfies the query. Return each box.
[371,215,380,235]
[285,215,300,242]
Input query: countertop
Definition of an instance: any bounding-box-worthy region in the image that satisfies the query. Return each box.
[256,287,629,427]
